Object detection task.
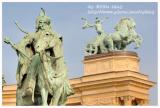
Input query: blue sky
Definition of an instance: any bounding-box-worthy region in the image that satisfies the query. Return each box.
[2,2,157,105]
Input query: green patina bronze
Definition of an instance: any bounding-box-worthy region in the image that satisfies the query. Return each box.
[4,8,74,106]
[82,17,143,55]
[2,74,6,89]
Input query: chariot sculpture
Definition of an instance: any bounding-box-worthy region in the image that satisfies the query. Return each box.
[82,17,143,55]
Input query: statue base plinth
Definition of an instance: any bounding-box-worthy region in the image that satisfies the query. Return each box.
[84,51,140,76]
[67,51,154,105]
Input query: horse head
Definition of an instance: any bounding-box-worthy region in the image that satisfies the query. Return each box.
[120,18,142,49]
[125,18,136,30]
[115,18,136,31]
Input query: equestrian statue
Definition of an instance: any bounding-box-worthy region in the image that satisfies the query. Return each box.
[4,8,74,106]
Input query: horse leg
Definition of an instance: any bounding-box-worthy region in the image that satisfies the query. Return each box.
[108,40,114,52]
[38,73,48,105]
[50,87,63,105]
[41,88,48,105]
[99,42,108,53]
[117,42,122,50]
[104,37,114,52]
[36,55,50,106]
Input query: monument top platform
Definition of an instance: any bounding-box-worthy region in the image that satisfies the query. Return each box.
[83,51,140,76]
[84,51,138,60]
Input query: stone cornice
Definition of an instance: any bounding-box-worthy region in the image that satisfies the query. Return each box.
[84,51,138,60]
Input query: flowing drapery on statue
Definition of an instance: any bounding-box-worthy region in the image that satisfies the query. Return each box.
[4,8,74,106]
[82,17,143,55]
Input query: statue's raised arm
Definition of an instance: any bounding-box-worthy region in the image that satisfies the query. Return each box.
[4,37,31,60]
[81,17,94,29]
[82,17,108,35]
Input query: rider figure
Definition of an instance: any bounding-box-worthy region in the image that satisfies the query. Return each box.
[22,8,55,98]
[82,17,108,35]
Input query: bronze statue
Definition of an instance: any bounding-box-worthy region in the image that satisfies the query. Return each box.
[82,17,142,55]
[4,8,74,106]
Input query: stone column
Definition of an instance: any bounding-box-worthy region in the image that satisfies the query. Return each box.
[112,97,120,105]
[139,99,149,105]
[121,96,135,105]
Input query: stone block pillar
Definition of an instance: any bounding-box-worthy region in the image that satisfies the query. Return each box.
[82,51,155,106]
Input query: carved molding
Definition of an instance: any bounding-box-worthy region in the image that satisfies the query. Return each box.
[82,96,120,105]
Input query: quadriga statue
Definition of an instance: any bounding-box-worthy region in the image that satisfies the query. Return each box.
[82,17,143,55]
[4,8,74,106]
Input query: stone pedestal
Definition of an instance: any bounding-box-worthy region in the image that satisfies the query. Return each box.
[84,51,139,76]
[2,51,155,106]
[80,51,154,105]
